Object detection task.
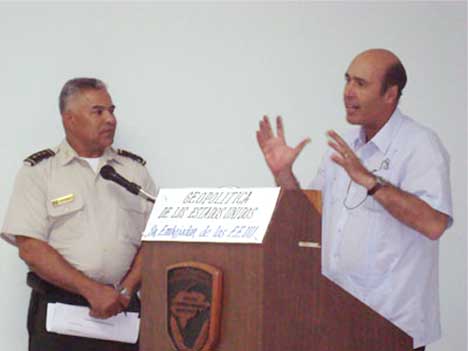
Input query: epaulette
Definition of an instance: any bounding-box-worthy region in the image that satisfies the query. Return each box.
[24,149,56,166]
[117,149,146,166]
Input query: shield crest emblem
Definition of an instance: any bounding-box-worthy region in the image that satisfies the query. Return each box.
[167,262,223,351]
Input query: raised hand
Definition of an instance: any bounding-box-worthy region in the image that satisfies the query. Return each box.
[327,130,374,189]
[256,115,310,179]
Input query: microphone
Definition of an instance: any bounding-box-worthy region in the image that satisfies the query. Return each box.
[100,165,155,203]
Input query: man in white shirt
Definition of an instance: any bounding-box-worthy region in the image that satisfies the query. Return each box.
[256,49,452,350]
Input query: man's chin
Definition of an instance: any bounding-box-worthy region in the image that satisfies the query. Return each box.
[100,138,114,150]
[346,112,361,125]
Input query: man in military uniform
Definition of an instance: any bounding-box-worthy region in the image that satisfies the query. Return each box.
[1,78,156,350]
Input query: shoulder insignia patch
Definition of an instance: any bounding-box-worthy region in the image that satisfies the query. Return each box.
[117,149,147,166]
[24,149,56,166]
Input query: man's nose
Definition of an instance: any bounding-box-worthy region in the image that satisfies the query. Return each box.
[344,82,355,98]
[104,110,117,125]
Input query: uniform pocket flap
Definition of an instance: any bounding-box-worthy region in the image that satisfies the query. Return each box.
[47,194,84,218]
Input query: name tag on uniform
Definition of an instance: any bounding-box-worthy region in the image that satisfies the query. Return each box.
[51,194,75,207]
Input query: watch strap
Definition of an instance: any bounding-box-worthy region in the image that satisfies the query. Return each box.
[367,176,387,196]
[368,182,383,196]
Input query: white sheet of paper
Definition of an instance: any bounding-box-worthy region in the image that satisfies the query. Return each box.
[46,303,140,343]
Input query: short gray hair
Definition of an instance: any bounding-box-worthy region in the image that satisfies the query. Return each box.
[59,78,107,114]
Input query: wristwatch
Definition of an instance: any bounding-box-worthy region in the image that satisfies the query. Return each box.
[115,283,132,299]
[367,175,387,196]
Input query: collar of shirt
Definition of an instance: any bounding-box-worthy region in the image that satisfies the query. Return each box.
[56,140,122,167]
[351,108,404,156]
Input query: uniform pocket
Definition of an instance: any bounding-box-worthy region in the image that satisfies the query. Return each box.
[118,195,147,246]
[46,194,85,239]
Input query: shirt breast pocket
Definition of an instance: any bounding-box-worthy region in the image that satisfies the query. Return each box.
[46,194,85,239]
[118,195,147,246]
[330,171,349,205]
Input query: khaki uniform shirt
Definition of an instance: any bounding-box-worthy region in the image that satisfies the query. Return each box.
[1,140,157,285]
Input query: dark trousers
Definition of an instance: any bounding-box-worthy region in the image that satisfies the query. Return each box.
[27,273,140,351]
[414,347,425,351]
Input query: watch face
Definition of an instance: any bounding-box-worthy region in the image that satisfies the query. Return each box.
[376,176,387,185]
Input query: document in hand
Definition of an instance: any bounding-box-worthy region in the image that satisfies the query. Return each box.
[46,302,140,343]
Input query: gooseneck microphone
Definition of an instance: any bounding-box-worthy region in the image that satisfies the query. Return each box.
[100,165,155,203]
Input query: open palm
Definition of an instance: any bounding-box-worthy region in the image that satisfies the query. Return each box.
[256,116,310,177]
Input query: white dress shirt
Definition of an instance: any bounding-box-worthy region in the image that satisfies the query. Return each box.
[309,108,453,348]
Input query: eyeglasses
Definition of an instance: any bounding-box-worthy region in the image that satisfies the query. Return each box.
[343,158,390,210]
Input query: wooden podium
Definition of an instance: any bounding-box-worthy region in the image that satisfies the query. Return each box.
[140,190,412,350]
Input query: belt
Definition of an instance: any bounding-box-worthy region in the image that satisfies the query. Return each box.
[27,272,89,306]
[27,272,141,312]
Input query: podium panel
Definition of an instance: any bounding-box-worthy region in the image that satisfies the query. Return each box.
[140,190,412,351]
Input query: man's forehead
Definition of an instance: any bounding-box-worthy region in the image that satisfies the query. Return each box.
[346,56,386,82]
[79,88,113,106]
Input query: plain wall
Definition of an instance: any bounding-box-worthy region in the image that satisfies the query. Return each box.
[0,2,465,350]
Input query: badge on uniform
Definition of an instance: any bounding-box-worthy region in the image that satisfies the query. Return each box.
[51,194,75,207]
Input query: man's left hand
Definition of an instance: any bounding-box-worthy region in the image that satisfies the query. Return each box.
[327,130,375,190]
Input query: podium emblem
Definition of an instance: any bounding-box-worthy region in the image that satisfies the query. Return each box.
[167,262,223,351]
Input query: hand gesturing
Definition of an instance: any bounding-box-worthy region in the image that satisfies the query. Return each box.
[327,130,374,189]
[256,115,310,177]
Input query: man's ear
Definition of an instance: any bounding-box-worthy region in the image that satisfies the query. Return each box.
[62,111,73,130]
[384,85,399,104]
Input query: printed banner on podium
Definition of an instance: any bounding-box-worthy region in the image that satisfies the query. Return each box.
[142,188,280,244]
